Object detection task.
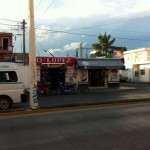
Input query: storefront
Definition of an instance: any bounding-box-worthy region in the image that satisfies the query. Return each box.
[76,58,125,87]
[36,57,77,90]
[29,57,124,91]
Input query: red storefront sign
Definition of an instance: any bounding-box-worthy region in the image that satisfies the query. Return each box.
[26,57,77,64]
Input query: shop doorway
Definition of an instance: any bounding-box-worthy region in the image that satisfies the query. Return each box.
[48,67,65,90]
[40,65,66,90]
[89,69,105,87]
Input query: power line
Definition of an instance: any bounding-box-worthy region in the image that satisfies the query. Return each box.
[35,29,150,41]
[34,0,43,11]
[0,22,20,27]
[0,18,21,23]
[35,28,150,42]
[41,0,56,16]
[34,0,48,16]
[115,37,150,42]
[90,27,150,34]
[34,24,150,36]
[35,0,56,20]
[34,15,150,36]
[62,16,150,32]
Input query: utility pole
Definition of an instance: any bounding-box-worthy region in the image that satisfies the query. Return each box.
[22,19,26,66]
[80,42,83,58]
[86,49,88,58]
[76,49,78,57]
[28,0,38,109]
[77,46,94,58]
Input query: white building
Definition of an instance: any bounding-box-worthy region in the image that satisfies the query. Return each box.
[123,48,150,82]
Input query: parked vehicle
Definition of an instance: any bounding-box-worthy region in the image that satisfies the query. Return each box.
[57,82,77,94]
[37,81,52,96]
[0,62,28,110]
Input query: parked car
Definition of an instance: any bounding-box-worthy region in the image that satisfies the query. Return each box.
[0,62,28,110]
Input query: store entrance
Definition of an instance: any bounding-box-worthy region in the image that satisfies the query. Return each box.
[40,65,66,90]
[89,69,105,87]
[48,67,65,90]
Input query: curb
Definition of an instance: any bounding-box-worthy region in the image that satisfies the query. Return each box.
[0,98,150,117]
[89,87,137,93]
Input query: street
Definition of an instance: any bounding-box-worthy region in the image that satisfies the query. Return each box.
[0,103,150,150]
[13,82,150,109]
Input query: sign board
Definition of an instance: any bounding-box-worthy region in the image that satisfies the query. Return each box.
[26,57,77,64]
[108,69,119,82]
[77,69,88,84]
[65,65,77,83]
[113,50,123,58]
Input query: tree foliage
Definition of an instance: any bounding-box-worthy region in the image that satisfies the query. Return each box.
[92,32,127,58]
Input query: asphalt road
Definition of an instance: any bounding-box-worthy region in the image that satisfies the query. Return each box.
[13,82,150,109]
[0,103,150,150]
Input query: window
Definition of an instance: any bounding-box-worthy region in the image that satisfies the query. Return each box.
[141,70,145,75]
[2,38,9,50]
[4,55,11,62]
[0,72,7,82]
[0,71,18,82]
[135,71,139,77]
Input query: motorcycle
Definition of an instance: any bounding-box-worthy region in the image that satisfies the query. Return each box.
[37,81,52,96]
[57,82,77,95]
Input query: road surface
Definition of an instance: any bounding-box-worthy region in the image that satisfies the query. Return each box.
[0,103,150,150]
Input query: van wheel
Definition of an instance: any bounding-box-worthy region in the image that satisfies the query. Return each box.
[0,97,12,110]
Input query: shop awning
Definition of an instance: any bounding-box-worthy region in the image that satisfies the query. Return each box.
[76,58,125,69]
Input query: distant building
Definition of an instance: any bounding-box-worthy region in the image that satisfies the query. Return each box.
[12,52,29,63]
[123,48,150,82]
[0,32,14,62]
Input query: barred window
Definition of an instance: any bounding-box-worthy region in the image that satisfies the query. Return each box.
[140,70,145,75]
[135,71,139,77]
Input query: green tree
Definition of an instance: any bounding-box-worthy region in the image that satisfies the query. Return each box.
[92,32,115,58]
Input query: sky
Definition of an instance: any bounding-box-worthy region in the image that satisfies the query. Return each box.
[0,0,150,57]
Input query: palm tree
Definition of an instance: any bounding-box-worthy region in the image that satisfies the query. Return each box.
[92,32,115,58]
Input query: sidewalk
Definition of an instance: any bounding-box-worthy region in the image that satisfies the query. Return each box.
[89,85,137,93]
[1,84,150,116]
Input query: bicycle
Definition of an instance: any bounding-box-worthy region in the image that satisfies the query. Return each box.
[57,82,77,95]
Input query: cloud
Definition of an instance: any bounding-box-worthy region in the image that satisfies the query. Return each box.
[36,25,50,40]
[63,42,87,51]
[38,0,150,21]
[0,0,27,20]
[1,0,150,55]
[47,48,62,53]
[63,42,80,51]
[39,0,102,20]
[46,42,87,57]
[1,0,150,22]
[90,50,96,54]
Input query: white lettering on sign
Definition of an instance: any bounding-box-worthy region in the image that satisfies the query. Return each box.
[35,57,76,64]
[66,57,71,63]
[47,58,50,63]
[57,57,62,63]
[51,58,54,63]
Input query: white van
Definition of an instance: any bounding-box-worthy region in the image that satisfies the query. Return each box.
[0,62,28,110]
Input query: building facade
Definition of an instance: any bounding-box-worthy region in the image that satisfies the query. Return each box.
[76,58,124,87]
[33,57,124,89]
[0,32,13,62]
[123,48,150,82]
